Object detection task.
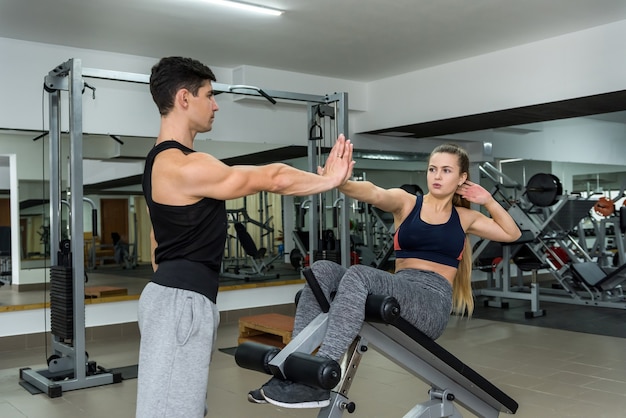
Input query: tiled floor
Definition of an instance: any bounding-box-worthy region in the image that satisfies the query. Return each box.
[2,271,626,417]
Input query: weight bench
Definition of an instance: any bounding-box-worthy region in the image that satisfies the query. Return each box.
[236,268,518,417]
[570,261,626,293]
[476,230,547,318]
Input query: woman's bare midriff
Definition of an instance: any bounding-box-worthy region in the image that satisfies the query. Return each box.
[394,258,456,285]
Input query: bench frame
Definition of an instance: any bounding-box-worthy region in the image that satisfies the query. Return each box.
[239,267,518,417]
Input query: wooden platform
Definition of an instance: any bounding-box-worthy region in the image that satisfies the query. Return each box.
[84,286,128,298]
[238,313,294,348]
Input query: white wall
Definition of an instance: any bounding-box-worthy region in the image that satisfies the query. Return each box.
[0,164,9,189]
[0,37,367,148]
[358,20,626,135]
[487,118,626,166]
[0,38,159,136]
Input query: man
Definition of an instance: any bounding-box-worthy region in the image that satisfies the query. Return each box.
[135,56,354,418]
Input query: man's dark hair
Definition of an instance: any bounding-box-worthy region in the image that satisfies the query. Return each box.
[149,57,216,115]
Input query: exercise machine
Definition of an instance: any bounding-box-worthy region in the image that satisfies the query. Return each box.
[236,268,518,417]
[579,193,626,268]
[222,202,281,280]
[303,101,351,267]
[473,162,626,315]
[20,59,121,397]
[222,221,281,281]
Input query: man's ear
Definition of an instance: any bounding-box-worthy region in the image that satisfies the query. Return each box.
[175,89,189,109]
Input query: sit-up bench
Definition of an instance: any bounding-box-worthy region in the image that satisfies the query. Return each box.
[235,268,518,417]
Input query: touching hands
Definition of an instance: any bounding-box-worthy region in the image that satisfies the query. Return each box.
[317,134,355,186]
[456,180,492,205]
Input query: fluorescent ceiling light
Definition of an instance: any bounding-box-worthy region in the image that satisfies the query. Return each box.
[204,0,284,16]
[355,152,430,161]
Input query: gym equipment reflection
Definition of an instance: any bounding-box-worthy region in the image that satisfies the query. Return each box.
[473,162,626,316]
[222,194,281,281]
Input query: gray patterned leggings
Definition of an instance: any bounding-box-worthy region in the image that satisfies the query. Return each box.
[294,260,453,362]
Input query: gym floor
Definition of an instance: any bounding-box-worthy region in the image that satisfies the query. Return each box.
[1,268,626,417]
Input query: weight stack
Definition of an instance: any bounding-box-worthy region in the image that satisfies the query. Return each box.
[314,250,341,264]
[50,266,74,340]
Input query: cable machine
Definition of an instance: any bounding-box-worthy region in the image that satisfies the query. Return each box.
[306,96,350,267]
[20,59,121,397]
[20,58,350,397]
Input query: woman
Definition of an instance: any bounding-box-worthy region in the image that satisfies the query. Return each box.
[251,143,521,409]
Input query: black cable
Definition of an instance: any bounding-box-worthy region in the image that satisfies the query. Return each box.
[31,131,49,142]
[41,86,49,361]
[109,135,124,145]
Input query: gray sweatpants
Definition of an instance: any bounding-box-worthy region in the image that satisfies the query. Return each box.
[136,282,220,418]
[294,260,453,362]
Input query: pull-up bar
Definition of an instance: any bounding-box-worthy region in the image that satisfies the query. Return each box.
[52,66,334,105]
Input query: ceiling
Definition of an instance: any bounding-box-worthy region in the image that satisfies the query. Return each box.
[2,0,626,83]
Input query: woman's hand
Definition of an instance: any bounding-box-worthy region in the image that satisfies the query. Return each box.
[456,180,493,205]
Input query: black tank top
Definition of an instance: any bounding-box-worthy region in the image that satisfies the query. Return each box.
[142,140,227,302]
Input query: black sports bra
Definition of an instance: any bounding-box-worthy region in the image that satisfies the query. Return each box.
[394,195,465,268]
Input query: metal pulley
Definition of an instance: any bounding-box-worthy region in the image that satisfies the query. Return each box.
[525,173,563,207]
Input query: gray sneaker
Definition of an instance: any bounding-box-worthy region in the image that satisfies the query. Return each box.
[247,388,267,404]
[248,377,282,404]
[261,380,330,409]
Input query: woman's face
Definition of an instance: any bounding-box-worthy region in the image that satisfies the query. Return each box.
[427,152,466,195]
